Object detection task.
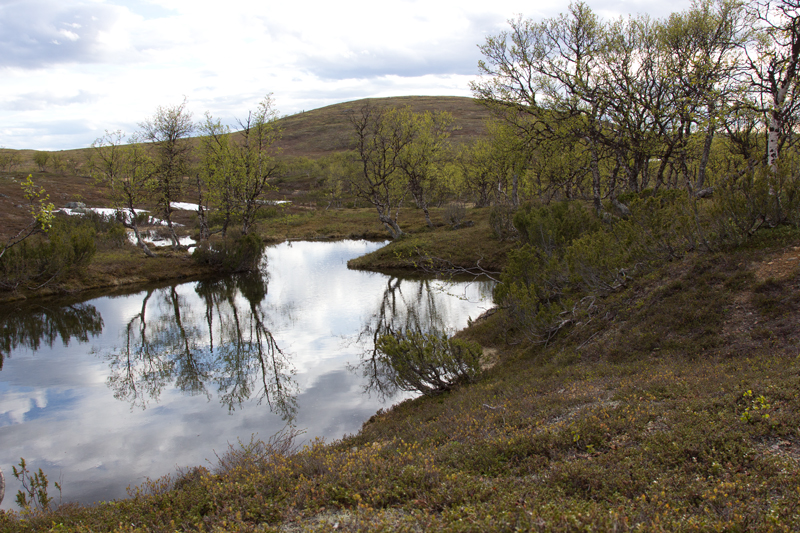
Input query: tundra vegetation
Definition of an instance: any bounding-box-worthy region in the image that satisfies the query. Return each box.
[2,0,800,529]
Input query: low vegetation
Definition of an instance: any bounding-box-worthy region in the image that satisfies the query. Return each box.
[1,222,799,531]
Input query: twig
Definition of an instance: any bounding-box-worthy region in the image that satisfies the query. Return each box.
[577,330,602,351]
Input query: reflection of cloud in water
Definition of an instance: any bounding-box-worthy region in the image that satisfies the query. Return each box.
[0,387,48,425]
[294,368,415,441]
[0,240,493,510]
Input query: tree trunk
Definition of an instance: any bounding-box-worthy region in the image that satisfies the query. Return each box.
[590,143,603,215]
[124,208,156,258]
[376,207,404,239]
[511,172,520,207]
[695,113,716,193]
[166,218,180,249]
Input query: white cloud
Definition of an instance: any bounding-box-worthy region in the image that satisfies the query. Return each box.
[58,29,81,41]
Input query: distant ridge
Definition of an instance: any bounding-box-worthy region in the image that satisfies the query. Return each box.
[273,96,491,158]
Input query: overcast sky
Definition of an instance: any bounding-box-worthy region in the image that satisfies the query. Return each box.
[0,0,693,151]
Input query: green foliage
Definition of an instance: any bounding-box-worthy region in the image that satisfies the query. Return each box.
[495,194,721,345]
[488,203,517,241]
[565,229,633,293]
[514,201,601,255]
[32,151,50,172]
[90,132,155,219]
[12,458,61,513]
[376,329,483,395]
[192,232,265,273]
[0,216,97,290]
[20,175,55,231]
[198,96,282,236]
[711,161,800,244]
[739,389,772,424]
[494,202,606,344]
[0,149,22,171]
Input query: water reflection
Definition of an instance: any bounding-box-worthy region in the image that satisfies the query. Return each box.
[353,275,492,399]
[0,303,104,370]
[0,240,493,509]
[104,274,297,419]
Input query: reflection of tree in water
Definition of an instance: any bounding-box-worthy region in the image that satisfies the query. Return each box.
[353,276,468,399]
[105,274,297,420]
[0,303,104,370]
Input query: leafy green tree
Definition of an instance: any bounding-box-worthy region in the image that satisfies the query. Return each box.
[139,98,195,248]
[457,139,502,207]
[318,152,357,209]
[199,95,282,236]
[0,149,21,171]
[0,176,55,264]
[657,0,748,193]
[347,103,415,238]
[229,95,283,235]
[472,2,613,213]
[394,107,457,227]
[90,130,157,257]
[49,153,65,175]
[472,0,752,212]
[198,113,234,238]
[33,151,50,172]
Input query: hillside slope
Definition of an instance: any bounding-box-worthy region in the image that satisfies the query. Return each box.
[274,96,490,158]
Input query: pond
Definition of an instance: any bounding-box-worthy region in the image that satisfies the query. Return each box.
[0,240,494,510]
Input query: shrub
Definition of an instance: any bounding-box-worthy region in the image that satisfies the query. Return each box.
[565,229,633,293]
[489,203,517,241]
[0,216,97,290]
[711,163,800,244]
[33,151,50,172]
[375,329,483,395]
[445,202,467,228]
[513,200,601,256]
[11,458,61,513]
[192,232,265,273]
[213,427,303,475]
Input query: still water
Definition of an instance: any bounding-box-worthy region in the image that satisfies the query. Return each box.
[0,240,494,510]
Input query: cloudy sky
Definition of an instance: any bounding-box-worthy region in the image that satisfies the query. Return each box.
[0,0,693,151]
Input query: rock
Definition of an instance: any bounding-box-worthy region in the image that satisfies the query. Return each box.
[64,201,86,209]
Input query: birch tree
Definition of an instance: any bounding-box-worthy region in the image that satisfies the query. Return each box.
[139,98,195,249]
[348,103,414,239]
[90,130,156,257]
[744,0,800,172]
[394,108,457,227]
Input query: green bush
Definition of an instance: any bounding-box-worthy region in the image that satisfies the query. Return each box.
[375,329,483,395]
[0,216,97,290]
[565,228,633,293]
[711,163,800,244]
[192,232,265,273]
[494,196,707,345]
[513,200,600,256]
[489,203,517,241]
